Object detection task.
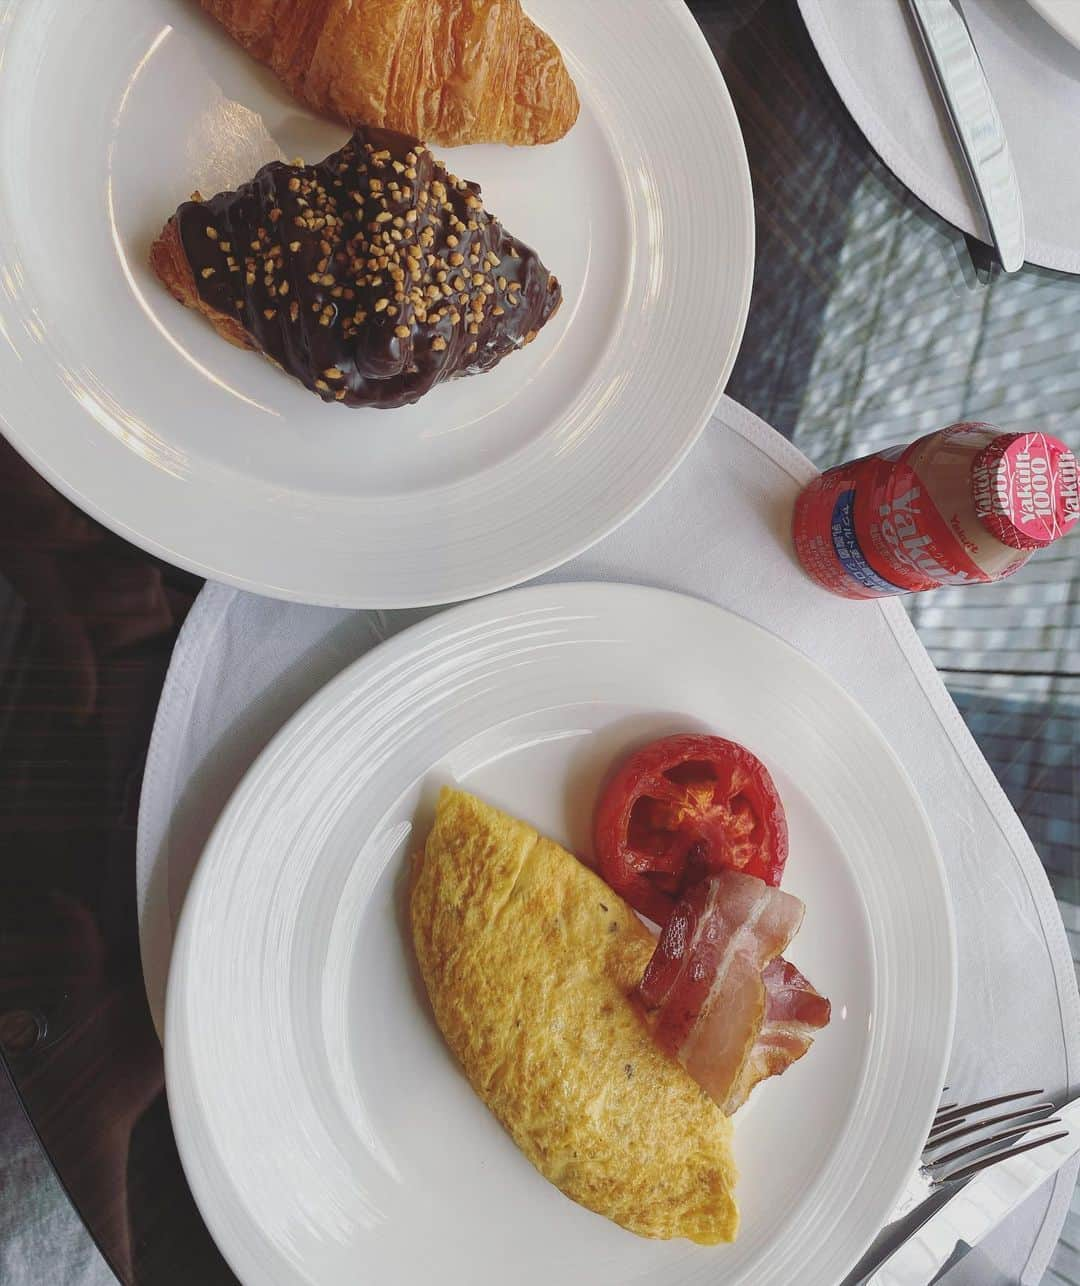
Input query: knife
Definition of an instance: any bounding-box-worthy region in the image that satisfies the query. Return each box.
[907,0,1026,272]
[850,1093,1080,1284]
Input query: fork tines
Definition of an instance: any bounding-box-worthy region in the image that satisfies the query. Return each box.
[926,1088,1067,1185]
[930,1088,1043,1131]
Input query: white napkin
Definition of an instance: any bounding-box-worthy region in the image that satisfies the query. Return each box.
[797,0,1080,274]
[138,397,1079,1285]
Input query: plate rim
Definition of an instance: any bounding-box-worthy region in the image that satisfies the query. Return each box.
[164,580,957,1286]
[1023,0,1080,52]
[0,0,755,609]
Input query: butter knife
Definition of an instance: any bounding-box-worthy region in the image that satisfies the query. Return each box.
[907,0,1026,272]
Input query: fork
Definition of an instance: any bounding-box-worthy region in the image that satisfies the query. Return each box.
[841,1088,1070,1285]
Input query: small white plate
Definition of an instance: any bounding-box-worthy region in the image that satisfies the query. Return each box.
[1025,0,1080,52]
[166,582,956,1286]
[0,0,752,607]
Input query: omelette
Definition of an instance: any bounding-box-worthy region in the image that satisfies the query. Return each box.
[410,787,739,1243]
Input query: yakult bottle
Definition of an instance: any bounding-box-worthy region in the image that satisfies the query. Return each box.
[792,423,1078,599]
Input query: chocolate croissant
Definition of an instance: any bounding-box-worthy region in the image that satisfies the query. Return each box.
[200,0,580,147]
[150,125,562,409]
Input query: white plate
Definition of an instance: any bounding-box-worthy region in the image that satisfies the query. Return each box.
[165,582,956,1286]
[1025,0,1080,52]
[0,0,752,608]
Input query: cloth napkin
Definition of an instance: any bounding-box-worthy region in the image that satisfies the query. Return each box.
[797,0,1080,274]
[137,396,1079,1285]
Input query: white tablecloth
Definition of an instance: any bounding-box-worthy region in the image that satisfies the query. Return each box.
[137,396,1080,1285]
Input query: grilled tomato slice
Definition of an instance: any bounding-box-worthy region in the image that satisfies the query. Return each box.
[594,734,788,923]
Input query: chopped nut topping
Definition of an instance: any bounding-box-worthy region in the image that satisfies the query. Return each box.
[181,127,556,407]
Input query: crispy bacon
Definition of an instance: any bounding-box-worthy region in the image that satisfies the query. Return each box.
[723,958,831,1113]
[636,871,805,1112]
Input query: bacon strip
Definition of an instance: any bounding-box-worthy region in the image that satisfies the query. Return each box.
[723,958,831,1113]
[636,871,805,1113]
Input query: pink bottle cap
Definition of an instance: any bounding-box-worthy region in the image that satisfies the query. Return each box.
[971,432,1080,550]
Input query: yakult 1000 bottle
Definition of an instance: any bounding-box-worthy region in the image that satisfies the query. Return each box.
[793,423,1078,599]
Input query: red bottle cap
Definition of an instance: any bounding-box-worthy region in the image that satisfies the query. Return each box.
[971,432,1079,550]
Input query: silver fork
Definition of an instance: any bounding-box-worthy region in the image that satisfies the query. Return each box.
[841,1088,1069,1285]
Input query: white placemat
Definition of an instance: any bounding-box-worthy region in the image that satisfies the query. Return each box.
[797,0,1080,274]
[137,396,1079,1285]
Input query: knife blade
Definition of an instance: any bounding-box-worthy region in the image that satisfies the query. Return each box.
[907,0,1026,272]
[866,1094,1080,1284]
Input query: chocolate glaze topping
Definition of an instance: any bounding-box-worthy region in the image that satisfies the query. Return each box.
[175,126,562,409]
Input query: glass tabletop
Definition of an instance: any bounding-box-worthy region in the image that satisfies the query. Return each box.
[1,2,1077,1283]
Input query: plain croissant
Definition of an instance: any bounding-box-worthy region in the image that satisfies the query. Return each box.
[200,0,580,147]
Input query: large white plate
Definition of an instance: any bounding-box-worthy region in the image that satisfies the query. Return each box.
[0,0,752,608]
[165,582,956,1286]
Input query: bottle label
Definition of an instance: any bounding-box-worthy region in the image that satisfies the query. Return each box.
[856,456,988,591]
[794,450,1000,599]
[828,489,905,595]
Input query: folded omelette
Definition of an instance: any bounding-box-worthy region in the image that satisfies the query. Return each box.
[410,787,739,1243]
